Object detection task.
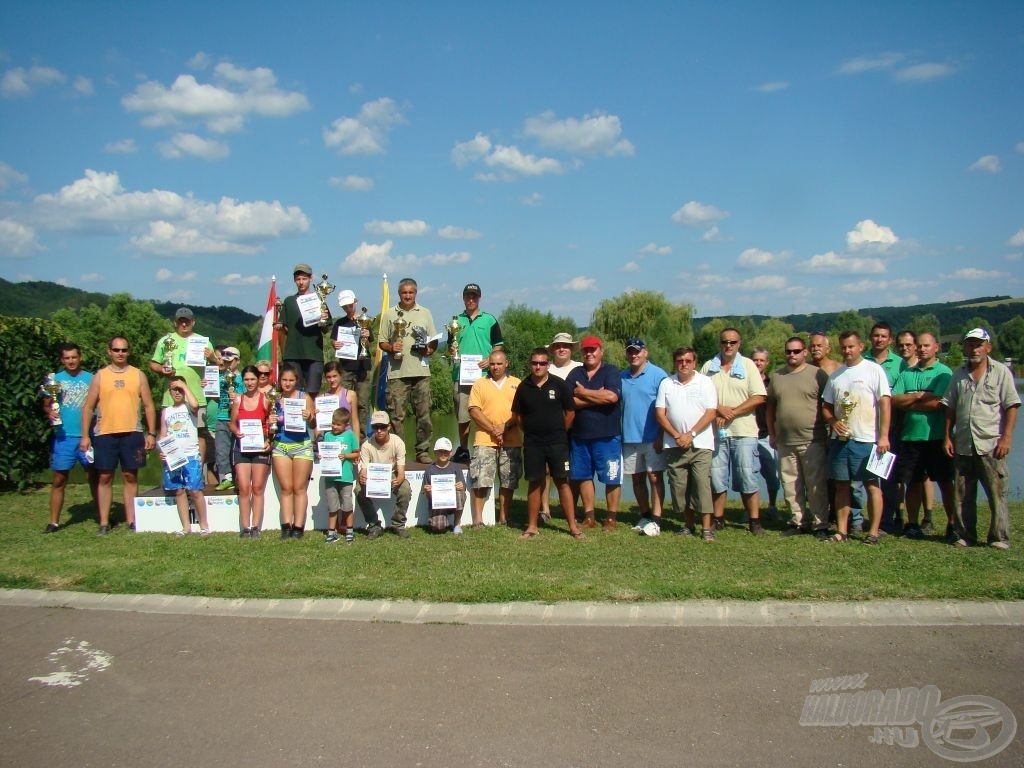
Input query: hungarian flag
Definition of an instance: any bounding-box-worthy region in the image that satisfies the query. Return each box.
[256,277,278,383]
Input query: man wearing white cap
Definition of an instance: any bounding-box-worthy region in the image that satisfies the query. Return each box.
[942,328,1020,549]
[331,289,372,438]
[548,333,582,380]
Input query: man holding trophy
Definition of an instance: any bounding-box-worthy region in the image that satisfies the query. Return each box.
[378,277,438,463]
[330,289,373,439]
[448,283,504,464]
[822,330,892,545]
[41,342,97,532]
[274,263,331,396]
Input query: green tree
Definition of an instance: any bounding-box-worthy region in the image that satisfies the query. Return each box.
[905,313,940,338]
[997,316,1024,362]
[497,304,577,378]
[830,309,875,341]
[589,290,693,369]
[751,318,796,367]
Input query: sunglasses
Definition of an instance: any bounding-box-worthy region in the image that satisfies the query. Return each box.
[109,347,129,352]
[784,349,804,354]
[530,360,549,366]
[257,371,270,376]
[719,339,739,346]
[372,424,389,431]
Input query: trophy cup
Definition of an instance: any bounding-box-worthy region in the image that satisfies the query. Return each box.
[160,334,177,373]
[225,370,237,400]
[315,274,335,329]
[265,386,282,435]
[836,391,858,442]
[40,375,62,426]
[445,315,462,365]
[390,310,409,362]
[273,296,283,326]
[356,307,373,360]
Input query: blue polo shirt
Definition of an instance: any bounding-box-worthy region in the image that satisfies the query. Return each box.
[565,362,622,440]
[620,362,668,443]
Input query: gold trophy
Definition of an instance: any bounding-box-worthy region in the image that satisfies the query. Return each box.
[836,390,858,442]
[315,274,335,329]
[390,310,409,362]
[265,386,282,435]
[356,307,373,360]
[225,370,237,399]
[445,315,462,365]
[160,334,177,373]
[40,374,62,426]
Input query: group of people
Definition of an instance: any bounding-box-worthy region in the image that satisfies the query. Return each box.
[40,265,1019,549]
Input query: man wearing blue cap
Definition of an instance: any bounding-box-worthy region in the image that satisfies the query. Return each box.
[620,338,668,535]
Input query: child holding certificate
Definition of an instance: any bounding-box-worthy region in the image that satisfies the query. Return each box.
[230,365,271,538]
[319,407,361,544]
[421,436,466,534]
[159,376,209,536]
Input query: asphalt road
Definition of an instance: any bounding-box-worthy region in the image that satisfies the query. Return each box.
[2,602,1021,768]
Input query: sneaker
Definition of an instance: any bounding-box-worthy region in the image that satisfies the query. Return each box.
[633,517,652,531]
[128,522,136,532]
[97,525,110,536]
[240,528,251,539]
[675,526,695,537]
[366,525,384,541]
[344,530,355,544]
[325,531,340,544]
[903,524,925,540]
[921,514,934,534]
[953,537,971,548]
[174,530,186,537]
[291,527,304,539]
[452,525,463,535]
[280,527,291,540]
[701,527,715,542]
[944,523,958,544]
[641,520,661,537]
[250,528,261,540]
[199,528,210,537]
[990,541,1010,550]
[712,516,725,531]
[748,520,766,536]
[45,523,60,533]
[392,525,410,539]
[215,479,235,492]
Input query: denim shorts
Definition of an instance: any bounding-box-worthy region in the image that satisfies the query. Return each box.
[569,435,623,485]
[828,439,874,482]
[711,436,760,494]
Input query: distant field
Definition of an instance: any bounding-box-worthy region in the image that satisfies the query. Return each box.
[958,297,1024,308]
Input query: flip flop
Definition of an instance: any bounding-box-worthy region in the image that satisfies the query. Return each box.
[519,529,540,540]
[570,530,585,540]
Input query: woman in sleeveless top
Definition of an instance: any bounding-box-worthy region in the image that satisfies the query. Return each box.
[271,364,316,538]
[230,365,271,538]
[319,361,361,440]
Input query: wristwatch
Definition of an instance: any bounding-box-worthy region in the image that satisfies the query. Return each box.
[690,431,697,439]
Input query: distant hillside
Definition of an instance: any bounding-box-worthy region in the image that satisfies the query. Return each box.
[0,278,260,346]
[693,295,1023,335]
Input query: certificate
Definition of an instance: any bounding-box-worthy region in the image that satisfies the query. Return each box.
[365,462,393,498]
[296,292,322,328]
[203,366,220,398]
[334,325,359,360]
[157,434,188,470]
[319,442,342,476]
[283,398,307,432]
[459,354,484,386]
[314,394,340,431]
[185,335,209,366]
[430,473,458,509]
[238,419,265,453]
[866,449,896,480]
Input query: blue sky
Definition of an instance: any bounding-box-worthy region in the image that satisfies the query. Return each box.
[1,1,1022,324]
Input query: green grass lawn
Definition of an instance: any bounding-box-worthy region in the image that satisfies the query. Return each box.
[1,484,1021,602]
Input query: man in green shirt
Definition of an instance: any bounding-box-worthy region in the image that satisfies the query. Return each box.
[870,321,904,532]
[891,332,954,540]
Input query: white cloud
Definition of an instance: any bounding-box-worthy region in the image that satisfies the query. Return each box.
[801,250,886,274]
[1,65,67,97]
[328,175,374,192]
[438,225,481,240]
[0,162,28,191]
[838,278,923,293]
[622,261,640,273]
[323,97,405,155]
[754,81,789,93]
[836,52,905,75]
[364,219,430,236]
[639,242,671,255]
[187,52,211,71]
[738,247,777,267]
[1009,229,1024,247]
[1016,142,1024,154]
[561,275,597,292]
[968,155,1001,173]
[73,76,94,96]
[451,133,492,167]
[132,222,260,255]
[701,225,723,242]
[520,192,543,206]
[846,219,899,250]
[0,219,42,256]
[894,63,955,83]
[123,62,310,133]
[340,240,471,274]
[1006,253,1023,262]
[942,268,1009,280]
[452,133,562,179]
[735,275,786,291]
[79,272,102,282]
[55,277,71,287]
[219,273,264,286]
[166,289,193,301]
[522,110,635,156]
[672,200,730,227]
[155,267,198,282]
[158,132,230,160]
[103,138,138,154]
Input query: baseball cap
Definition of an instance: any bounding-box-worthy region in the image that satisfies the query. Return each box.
[433,437,453,452]
[462,283,482,296]
[174,307,194,321]
[293,262,313,276]
[221,346,240,359]
[625,337,646,351]
[336,289,357,307]
[370,410,390,426]
[549,332,577,347]
[580,335,603,350]
[962,328,991,342]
